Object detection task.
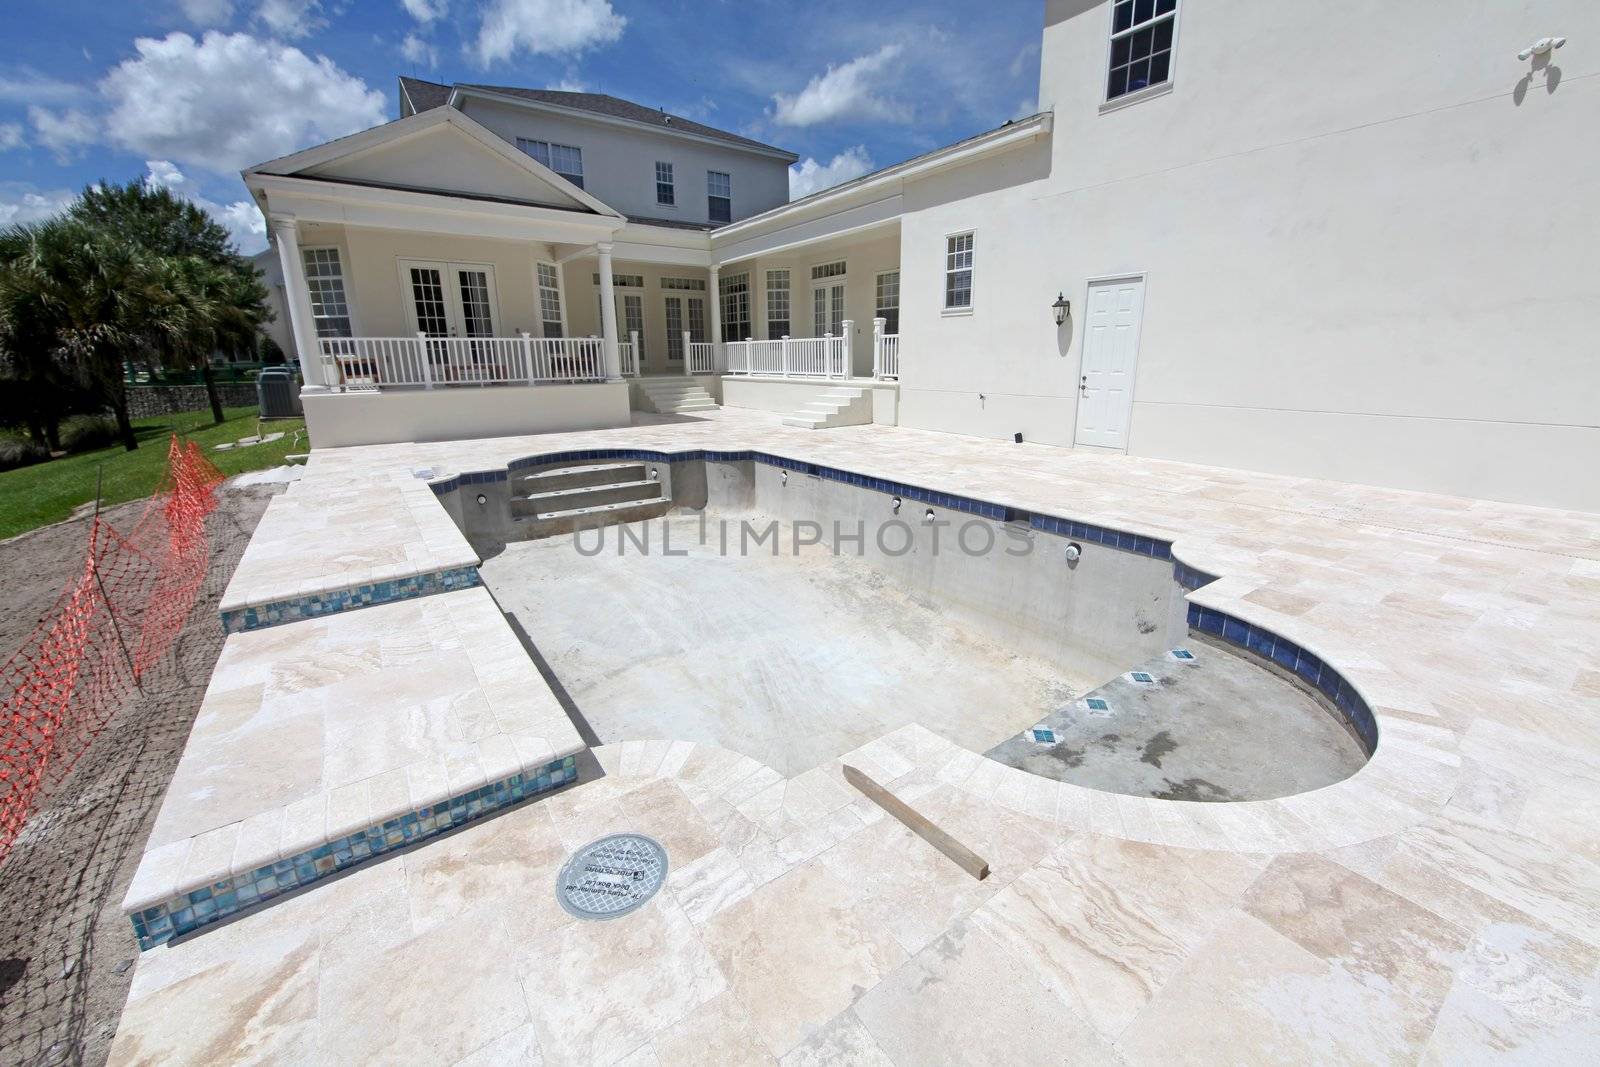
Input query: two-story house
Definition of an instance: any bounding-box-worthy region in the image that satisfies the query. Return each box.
[250,0,1597,510]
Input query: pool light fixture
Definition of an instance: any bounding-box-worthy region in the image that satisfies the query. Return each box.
[924,507,936,525]
[649,467,659,481]
[891,495,902,514]
[1052,293,1071,326]
[1064,542,1082,563]
[780,470,788,486]
[476,493,487,506]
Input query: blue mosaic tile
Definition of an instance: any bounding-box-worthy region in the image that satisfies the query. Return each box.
[221,565,482,633]
[129,755,579,951]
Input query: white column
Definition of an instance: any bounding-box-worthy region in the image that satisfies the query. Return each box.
[873,317,886,379]
[708,264,722,359]
[270,214,324,389]
[596,243,623,381]
[682,331,693,376]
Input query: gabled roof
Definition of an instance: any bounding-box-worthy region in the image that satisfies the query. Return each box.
[398,76,796,161]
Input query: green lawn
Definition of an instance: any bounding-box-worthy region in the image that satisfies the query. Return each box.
[0,406,306,540]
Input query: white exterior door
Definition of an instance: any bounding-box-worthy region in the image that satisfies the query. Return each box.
[400,260,499,337]
[1075,277,1145,450]
[663,294,707,362]
[812,283,845,336]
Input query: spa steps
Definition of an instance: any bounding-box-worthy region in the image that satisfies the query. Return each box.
[637,379,718,414]
[782,387,872,430]
[513,462,671,537]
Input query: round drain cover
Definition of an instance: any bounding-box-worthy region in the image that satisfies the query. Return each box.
[557,833,668,920]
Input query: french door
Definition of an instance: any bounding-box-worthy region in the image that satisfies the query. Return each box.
[598,292,646,361]
[400,260,499,338]
[663,293,707,361]
[812,283,845,337]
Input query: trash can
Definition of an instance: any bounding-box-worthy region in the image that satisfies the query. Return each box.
[257,367,302,418]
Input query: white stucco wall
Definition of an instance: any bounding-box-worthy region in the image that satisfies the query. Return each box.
[460,97,791,225]
[894,0,1600,510]
[302,381,630,448]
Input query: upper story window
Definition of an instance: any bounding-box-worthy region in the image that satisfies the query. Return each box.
[655,162,675,206]
[707,171,732,224]
[518,138,585,188]
[944,233,973,312]
[302,247,352,338]
[536,262,564,338]
[1106,0,1177,102]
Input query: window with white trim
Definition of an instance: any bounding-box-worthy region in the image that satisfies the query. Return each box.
[536,262,563,338]
[944,233,973,311]
[301,247,352,338]
[1106,0,1177,102]
[765,270,790,339]
[719,271,751,340]
[660,277,706,291]
[655,161,675,206]
[810,260,846,281]
[518,138,585,188]
[707,171,732,224]
[591,273,644,288]
[875,270,900,334]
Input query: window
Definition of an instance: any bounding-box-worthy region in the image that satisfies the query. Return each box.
[537,262,564,338]
[661,277,706,291]
[707,171,732,224]
[655,161,675,206]
[302,247,352,338]
[591,273,644,288]
[944,233,973,311]
[875,270,900,334]
[810,261,846,281]
[765,270,790,339]
[518,138,584,188]
[1106,0,1177,102]
[719,271,751,341]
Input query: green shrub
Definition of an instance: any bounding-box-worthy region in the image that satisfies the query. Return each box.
[60,414,121,454]
[0,437,50,472]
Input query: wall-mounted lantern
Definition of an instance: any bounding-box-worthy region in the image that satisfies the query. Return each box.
[1052,293,1071,327]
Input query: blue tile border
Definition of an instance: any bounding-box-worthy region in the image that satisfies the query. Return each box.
[220,565,481,633]
[1188,603,1377,753]
[130,755,578,950]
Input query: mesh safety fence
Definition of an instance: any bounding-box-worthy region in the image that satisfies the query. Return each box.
[0,435,223,863]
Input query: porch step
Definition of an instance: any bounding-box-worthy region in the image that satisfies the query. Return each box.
[637,378,718,414]
[781,387,872,430]
[517,462,645,494]
[511,478,663,519]
[518,497,674,539]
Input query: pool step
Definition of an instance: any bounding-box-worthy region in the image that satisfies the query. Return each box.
[517,462,646,494]
[512,478,663,518]
[519,497,674,538]
[782,387,872,430]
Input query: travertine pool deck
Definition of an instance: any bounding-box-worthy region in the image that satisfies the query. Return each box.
[111,409,1600,1063]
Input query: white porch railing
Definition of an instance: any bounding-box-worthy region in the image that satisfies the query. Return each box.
[725,321,852,379]
[687,340,718,375]
[619,331,639,377]
[319,334,608,390]
[873,317,900,380]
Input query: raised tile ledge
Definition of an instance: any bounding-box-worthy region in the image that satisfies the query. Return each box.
[219,564,481,632]
[123,754,580,950]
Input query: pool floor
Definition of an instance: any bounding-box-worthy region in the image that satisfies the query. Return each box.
[480,513,1097,776]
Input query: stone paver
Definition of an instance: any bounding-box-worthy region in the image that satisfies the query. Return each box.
[109,410,1600,1063]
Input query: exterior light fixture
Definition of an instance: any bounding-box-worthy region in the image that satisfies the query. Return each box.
[1052,293,1071,326]
[1518,36,1566,61]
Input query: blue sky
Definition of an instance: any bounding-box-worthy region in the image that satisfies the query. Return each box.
[0,0,1043,254]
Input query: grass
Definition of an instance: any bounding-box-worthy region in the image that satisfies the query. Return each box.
[0,406,306,540]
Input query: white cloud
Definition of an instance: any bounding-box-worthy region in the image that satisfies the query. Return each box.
[401,32,439,67]
[771,44,906,127]
[143,159,268,254]
[178,0,235,25]
[28,106,98,162]
[0,66,88,105]
[401,0,447,23]
[473,0,625,65]
[0,123,22,151]
[255,0,324,39]
[789,146,874,199]
[100,32,387,174]
[0,184,77,228]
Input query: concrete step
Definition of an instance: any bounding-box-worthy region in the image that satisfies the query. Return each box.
[517,496,674,538]
[781,416,826,429]
[656,400,717,412]
[637,380,717,415]
[786,386,870,429]
[512,478,662,518]
[518,462,645,493]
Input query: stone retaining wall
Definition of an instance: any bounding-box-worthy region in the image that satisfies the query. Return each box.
[126,383,259,419]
